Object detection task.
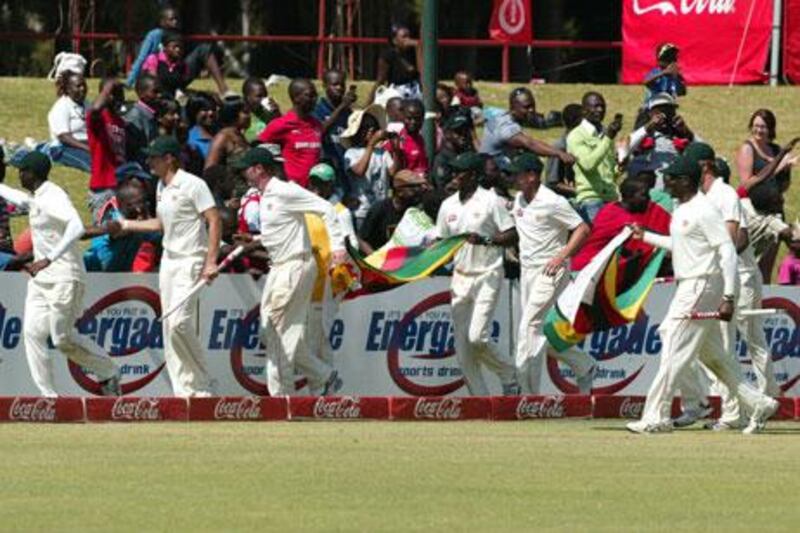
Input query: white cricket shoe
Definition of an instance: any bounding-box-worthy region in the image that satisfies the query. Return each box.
[743,398,779,435]
[626,420,673,434]
[576,365,596,395]
[672,403,713,428]
[704,419,743,431]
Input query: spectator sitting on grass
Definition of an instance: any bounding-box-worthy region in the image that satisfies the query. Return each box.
[141,30,230,99]
[370,23,422,103]
[47,71,91,173]
[124,73,162,165]
[125,3,180,88]
[453,70,483,123]
[242,77,280,142]
[83,178,161,272]
[87,78,127,220]
[186,92,218,161]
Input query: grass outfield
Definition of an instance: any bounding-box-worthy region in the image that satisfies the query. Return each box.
[1,421,799,532]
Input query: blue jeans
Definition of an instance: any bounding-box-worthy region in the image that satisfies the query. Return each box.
[578,200,606,224]
[50,144,91,173]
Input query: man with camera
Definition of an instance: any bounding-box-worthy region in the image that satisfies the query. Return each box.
[566,91,623,222]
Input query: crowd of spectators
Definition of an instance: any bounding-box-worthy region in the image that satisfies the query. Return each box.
[0,7,798,286]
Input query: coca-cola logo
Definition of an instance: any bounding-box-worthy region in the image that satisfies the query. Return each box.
[213,397,262,420]
[618,397,645,419]
[633,0,735,16]
[498,0,527,35]
[229,305,306,395]
[413,397,462,420]
[313,396,362,419]
[515,396,565,419]
[111,398,162,421]
[9,397,57,421]
[69,287,165,395]
[387,292,465,396]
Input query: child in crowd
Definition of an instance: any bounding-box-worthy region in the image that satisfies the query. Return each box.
[242,77,281,142]
[778,223,800,285]
[643,43,686,104]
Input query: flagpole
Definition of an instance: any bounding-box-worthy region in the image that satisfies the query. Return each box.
[422,0,438,163]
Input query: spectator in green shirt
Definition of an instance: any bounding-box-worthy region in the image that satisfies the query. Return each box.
[566,91,622,222]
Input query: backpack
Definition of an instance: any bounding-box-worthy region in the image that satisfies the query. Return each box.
[47,52,87,80]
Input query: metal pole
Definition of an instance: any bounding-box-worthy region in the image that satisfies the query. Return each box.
[770,0,783,86]
[502,44,510,83]
[316,0,327,80]
[422,0,438,164]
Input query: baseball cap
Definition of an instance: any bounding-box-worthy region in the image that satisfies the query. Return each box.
[392,169,428,188]
[309,163,335,182]
[442,112,471,131]
[143,135,181,157]
[340,104,387,147]
[663,155,700,181]
[683,142,715,163]
[231,147,278,171]
[507,152,544,175]
[446,151,484,172]
[115,162,153,182]
[647,92,678,111]
[17,151,51,177]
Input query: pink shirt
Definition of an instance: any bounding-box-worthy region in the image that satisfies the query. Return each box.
[778,253,800,285]
[258,110,322,188]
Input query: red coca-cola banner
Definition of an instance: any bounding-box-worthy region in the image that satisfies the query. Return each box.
[622,0,773,85]
[784,0,800,83]
[488,0,532,43]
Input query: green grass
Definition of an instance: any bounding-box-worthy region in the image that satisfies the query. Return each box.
[0,78,797,269]
[1,420,799,532]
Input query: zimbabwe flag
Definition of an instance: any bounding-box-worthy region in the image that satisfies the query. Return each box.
[334,235,468,298]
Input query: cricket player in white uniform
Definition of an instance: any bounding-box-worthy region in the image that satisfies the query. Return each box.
[627,154,778,434]
[112,136,220,397]
[435,152,520,396]
[306,162,357,367]
[507,153,596,394]
[233,148,345,396]
[0,152,120,396]
[674,144,780,430]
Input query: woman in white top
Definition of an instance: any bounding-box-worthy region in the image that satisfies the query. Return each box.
[47,71,91,172]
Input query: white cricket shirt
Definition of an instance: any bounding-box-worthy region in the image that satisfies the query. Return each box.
[156,169,216,259]
[259,177,345,264]
[511,185,584,271]
[669,193,733,281]
[436,187,514,274]
[0,181,85,283]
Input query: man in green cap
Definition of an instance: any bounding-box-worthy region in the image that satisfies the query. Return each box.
[0,151,121,396]
[676,143,779,431]
[627,154,778,434]
[306,162,357,369]
[507,152,595,394]
[435,151,521,396]
[233,148,346,396]
[110,135,220,397]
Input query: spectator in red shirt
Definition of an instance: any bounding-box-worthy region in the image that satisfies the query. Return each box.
[454,70,482,109]
[392,99,429,175]
[257,78,323,188]
[87,78,127,220]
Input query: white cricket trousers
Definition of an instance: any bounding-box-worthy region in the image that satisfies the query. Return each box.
[261,255,333,396]
[160,256,212,397]
[515,266,596,394]
[23,279,117,397]
[308,300,337,368]
[450,268,517,396]
[737,269,779,396]
[640,276,773,425]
